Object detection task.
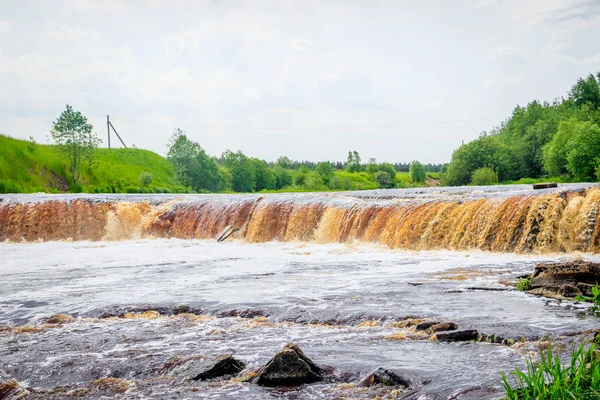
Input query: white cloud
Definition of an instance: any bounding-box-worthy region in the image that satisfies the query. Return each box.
[0,20,13,33]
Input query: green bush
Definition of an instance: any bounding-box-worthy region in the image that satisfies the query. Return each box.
[138,171,154,186]
[516,277,532,291]
[471,167,498,186]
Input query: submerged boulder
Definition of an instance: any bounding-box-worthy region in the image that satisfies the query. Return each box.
[256,343,324,387]
[528,261,600,299]
[361,368,411,388]
[177,354,246,381]
[435,329,479,342]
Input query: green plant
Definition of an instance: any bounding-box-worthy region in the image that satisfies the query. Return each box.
[517,277,532,292]
[138,171,154,186]
[502,344,600,399]
[27,136,37,153]
[575,284,600,315]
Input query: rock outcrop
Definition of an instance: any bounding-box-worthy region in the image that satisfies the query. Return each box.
[256,343,324,387]
[527,261,600,299]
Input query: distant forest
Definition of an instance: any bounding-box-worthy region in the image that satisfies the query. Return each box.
[442,72,600,186]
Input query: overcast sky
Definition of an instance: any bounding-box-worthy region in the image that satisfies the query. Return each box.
[1,0,599,163]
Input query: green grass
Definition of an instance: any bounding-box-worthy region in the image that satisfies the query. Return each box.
[0,134,186,194]
[333,171,379,190]
[502,344,600,399]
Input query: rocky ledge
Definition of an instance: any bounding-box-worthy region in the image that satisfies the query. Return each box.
[526,261,600,299]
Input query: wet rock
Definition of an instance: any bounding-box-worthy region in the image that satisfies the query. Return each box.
[0,379,30,399]
[477,333,522,345]
[92,377,130,394]
[528,261,600,299]
[177,355,246,381]
[435,329,479,342]
[173,305,191,315]
[217,308,269,318]
[256,343,323,387]
[415,321,437,331]
[558,283,582,298]
[428,322,457,333]
[465,286,510,292]
[533,182,557,190]
[361,368,411,388]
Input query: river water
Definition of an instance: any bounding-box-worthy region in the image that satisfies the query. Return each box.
[1,236,599,399]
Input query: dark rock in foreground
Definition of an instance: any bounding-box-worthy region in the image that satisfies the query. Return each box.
[177,355,245,381]
[528,261,600,299]
[415,321,437,331]
[0,379,30,399]
[361,367,411,388]
[256,343,323,387]
[436,330,479,342]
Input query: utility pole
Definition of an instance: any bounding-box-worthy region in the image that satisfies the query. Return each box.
[106,115,127,148]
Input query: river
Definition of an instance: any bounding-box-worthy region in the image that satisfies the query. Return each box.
[1,184,599,399]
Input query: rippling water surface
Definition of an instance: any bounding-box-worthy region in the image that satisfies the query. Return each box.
[1,239,599,399]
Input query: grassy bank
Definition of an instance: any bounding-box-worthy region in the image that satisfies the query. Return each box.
[0,134,186,194]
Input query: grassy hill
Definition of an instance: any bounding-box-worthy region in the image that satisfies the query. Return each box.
[0,134,185,194]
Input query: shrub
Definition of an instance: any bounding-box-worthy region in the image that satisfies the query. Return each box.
[138,171,154,186]
[375,170,394,188]
[304,174,326,190]
[502,344,600,399]
[471,167,498,186]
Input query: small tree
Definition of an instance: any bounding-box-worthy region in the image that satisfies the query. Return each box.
[346,150,362,172]
[139,172,154,186]
[471,167,498,185]
[366,158,378,174]
[50,105,100,185]
[409,160,426,183]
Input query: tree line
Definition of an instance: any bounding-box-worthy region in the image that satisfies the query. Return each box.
[442,72,600,186]
[166,128,438,193]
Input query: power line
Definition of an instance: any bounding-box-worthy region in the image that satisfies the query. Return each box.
[108,115,504,131]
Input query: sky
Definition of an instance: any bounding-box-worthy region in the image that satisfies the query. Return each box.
[1,0,600,164]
